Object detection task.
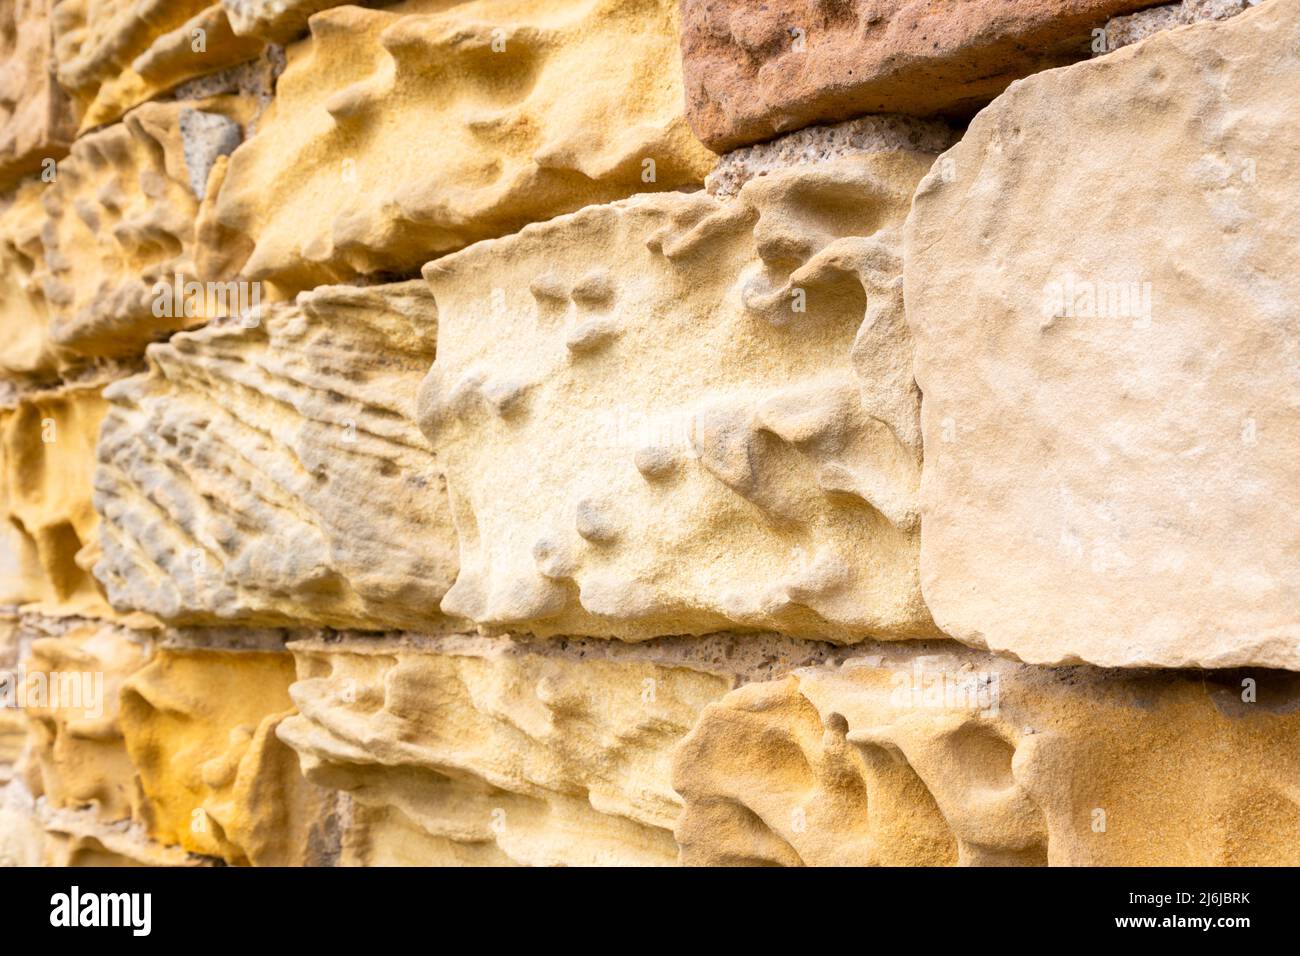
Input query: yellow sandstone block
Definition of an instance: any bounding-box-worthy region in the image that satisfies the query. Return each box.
[23,620,154,823]
[674,644,1300,866]
[119,643,335,866]
[211,0,717,292]
[51,0,266,130]
[0,385,112,618]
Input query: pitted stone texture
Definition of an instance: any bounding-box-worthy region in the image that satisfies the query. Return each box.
[37,96,258,362]
[211,0,716,293]
[0,0,76,191]
[705,115,956,199]
[1102,0,1258,50]
[0,182,68,385]
[50,0,265,130]
[420,153,940,643]
[0,385,113,619]
[279,634,736,866]
[119,644,336,866]
[905,0,1300,671]
[681,0,1157,152]
[674,645,1300,866]
[23,621,154,823]
[222,0,365,43]
[94,282,458,631]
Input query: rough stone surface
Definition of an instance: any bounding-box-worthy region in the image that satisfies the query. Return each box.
[0,385,113,618]
[279,634,736,866]
[706,114,956,199]
[119,643,335,866]
[36,96,258,362]
[675,645,1300,865]
[50,0,266,130]
[22,619,154,822]
[905,0,1300,670]
[680,0,1158,152]
[1102,0,1258,49]
[40,801,209,865]
[0,0,76,190]
[0,182,67,385]
[210,0,716,292]
[420,152,940,643]
[221,0,363,43]
[0,617,25,781]
[94,281,458,630]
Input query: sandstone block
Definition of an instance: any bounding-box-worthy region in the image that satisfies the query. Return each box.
[40,802,209,865]
[119,641,335,866]
[0,0,76,191]
[674,643,1300,865]
[51,0,265,130]
[37,95,259,364]
[905,0,1300,670]
[420,152,938,642]
[279,633,745,866]
[93,281,458,629]
[681,0,1157,152]
[0,182,69,385]
[22,620,153,823]
[0,385,113,618]
[211,0,716,292]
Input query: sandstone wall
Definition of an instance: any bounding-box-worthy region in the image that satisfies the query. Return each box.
[0,0,1295,868]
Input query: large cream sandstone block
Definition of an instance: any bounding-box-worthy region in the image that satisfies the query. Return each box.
[119,640,336,866]
[93,281,458,629]
[674,643,1300,865]
[22,619,154,823]
[51,0,266,130]
[420,152,940,642]
[0,0,76,191]
[680,0,1157,152]
[210,0,716,292]
[904,0,1300,670]
[279,633,829,866]
[0,384,114,618]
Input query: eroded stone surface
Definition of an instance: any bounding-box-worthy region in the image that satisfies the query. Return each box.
[1102,0,1258,50]
[94,281,458,630]
[0,181,68,386]
[211,0,716,292]
[905,0,1300,670]
[0,780,45,865]
[0,385,113,618]
[674,645,1300,865]
[22,619,154,822]
[37,96,259,362]
[0,0,76,191]
[681,0,1157,152]
[119,642,335,865]
[421,152,939,642]
[40,802,210,865]
[51,0,265,130]
[0,617,24,781]
[279,634,737,866]
[222,0,360,43]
